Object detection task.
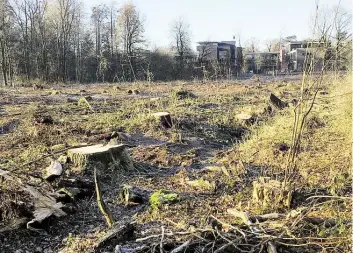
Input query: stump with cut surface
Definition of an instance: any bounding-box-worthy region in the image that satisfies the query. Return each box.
[252,177,293,209]
[67,144,134,172]
[153,112,173,128]
[236,113,256,126]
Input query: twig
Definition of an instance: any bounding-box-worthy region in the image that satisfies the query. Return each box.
[160,226,165,253]
[227,209,278,252]
[135,229,212,242]
[22,144,91,166]
[136,234,161,242]
[306,195,352,201]
[94,167,115,228]
[170,240,191,253]
[95,221,135,248]
[209,215,246,237]
[267,241,278,253]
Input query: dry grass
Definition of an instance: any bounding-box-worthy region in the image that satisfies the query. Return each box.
[0,75,351,252]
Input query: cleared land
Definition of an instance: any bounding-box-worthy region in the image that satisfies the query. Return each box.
[0,74,351,253]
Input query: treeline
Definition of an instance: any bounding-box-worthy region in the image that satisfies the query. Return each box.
[1,1,351,86]
[0,0,203,86]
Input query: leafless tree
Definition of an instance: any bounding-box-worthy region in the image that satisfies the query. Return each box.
[333,6,352,71]
[316,6,334,44]
[245,37,259,53]
[198,43,212,63]
[170,17,191,78]
[56,0,79,81]
[91,4,108,81]
[117,3,144,81]
[0,0,12,86]
[265,39,280,52]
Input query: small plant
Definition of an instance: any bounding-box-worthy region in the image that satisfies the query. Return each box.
[149,189,179,210]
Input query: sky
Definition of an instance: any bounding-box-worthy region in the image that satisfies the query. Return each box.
[84,0,352,51]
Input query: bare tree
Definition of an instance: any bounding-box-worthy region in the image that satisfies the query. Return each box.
[56,0,79,82]
[0,0,10,85]
[91,5,105,56]
[117,3,144,81]
[316,6,334,44]
[108,2,117,55]
[91,4,108,82]
[197,43,212,63]
[265,39,280,52]
[333,6,352,71]
[245,37,259,53]
[315,5,352,71]
[170,17,191,78]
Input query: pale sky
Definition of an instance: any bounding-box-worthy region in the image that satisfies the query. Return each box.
[84,0,352,51]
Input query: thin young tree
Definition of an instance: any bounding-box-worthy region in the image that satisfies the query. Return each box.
[0,0,11,86]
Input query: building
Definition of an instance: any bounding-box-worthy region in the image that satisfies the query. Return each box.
[196,41,237,66]
[244,52,279,74]
[280,40,329,72]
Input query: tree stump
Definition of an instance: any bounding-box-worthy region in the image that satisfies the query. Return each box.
[252,177,293,208]
[270,93,288,109]
[67,144,134,172]
[153,112,173,128]
[236,113,256,126]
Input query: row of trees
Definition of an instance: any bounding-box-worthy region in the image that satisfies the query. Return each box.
[0,1,351,85]
[0,0,198,86]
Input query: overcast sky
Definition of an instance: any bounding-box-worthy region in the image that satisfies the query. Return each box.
[84,0,352,50]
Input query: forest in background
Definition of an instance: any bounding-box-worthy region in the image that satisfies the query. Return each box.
[0,0,351,86]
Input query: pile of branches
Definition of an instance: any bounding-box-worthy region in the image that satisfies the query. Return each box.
[108,197,351,253]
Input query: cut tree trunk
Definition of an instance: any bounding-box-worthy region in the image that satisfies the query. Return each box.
[270,93,288,109]
[252,177,293,208]
[236,113,256,126]
[67,144,135,172]
[153,112,173,128]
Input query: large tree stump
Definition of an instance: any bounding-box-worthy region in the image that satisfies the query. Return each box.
[252,177,293,208]
[270,93,288,109]
[153,112,173,128]
[67,144,134,172]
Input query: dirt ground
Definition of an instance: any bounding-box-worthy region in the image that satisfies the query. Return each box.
[0,74,351,253]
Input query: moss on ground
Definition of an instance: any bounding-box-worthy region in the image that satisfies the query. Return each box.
[149,189,179,210]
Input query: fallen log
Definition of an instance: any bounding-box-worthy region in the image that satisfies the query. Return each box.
[95,221,135,249]
[0,169,66,230]
[0,217,29,233]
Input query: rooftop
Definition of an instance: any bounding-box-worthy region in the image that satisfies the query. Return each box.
[197,41,236,46]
